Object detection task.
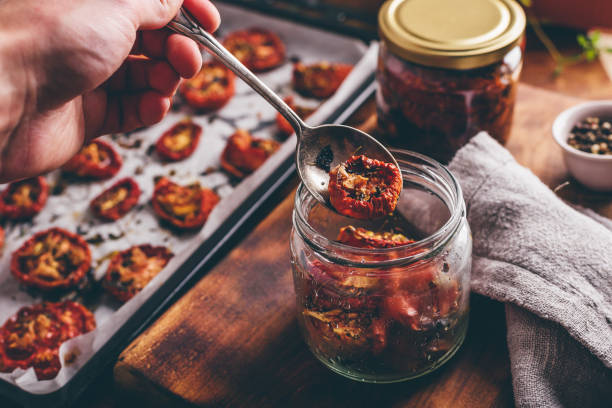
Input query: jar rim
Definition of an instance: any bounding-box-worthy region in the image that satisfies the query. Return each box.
[293,149,466,268]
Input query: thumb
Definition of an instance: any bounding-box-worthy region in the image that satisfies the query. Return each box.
[136,0,183,30]
[135,0,220,32]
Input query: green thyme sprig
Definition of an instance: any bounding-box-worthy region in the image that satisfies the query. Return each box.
[519,0,612,76]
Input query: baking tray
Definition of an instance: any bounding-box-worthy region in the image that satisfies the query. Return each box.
[0,2,377,406]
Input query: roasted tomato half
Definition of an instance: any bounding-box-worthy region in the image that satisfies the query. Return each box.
[103,244,174,302]
[62,140,122,179]
[0,176,49,220]
[180,61,236,111]
[0,301,95,380]
[220,130,281,179]
[276,96,315,137]
[302,309,387,357]
[223,28,285,72]
[337,226,414,249]
[90,178,141,221]
[293,62,353,99]
[152,178,219,230]
[155,120,202,162]
[328,155,402,220]
[11,228,91,291]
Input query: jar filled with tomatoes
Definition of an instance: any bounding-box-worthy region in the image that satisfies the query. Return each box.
[290,149,471,382]
[376,0,526,162]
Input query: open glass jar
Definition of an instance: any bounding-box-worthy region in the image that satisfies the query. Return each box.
[376,0,526,163]
[290,149,471,382]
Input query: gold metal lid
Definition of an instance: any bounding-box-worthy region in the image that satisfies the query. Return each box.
[378,0,526,69]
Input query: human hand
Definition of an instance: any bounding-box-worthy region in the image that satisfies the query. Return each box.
[0,0,220,182]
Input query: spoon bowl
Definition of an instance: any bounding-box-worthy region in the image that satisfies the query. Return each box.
[298,124,400,205]
[169,9,400,210]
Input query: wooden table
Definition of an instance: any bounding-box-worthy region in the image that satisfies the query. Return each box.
[2,25,611,408]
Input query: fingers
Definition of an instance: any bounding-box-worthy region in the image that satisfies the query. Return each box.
[166,34,202,78]
[136,0,183,30]
[183,0,221,32]
[84,89,171,137]
[132,31,201,78]
[137,0,220,32]
[106,56,180,96]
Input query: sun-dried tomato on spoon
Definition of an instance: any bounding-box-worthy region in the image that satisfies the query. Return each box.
[328,155,402,219]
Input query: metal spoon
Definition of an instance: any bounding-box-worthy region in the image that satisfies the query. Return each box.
[168,9,400,209]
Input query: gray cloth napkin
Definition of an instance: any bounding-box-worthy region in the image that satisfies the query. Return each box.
[448,132,612,408]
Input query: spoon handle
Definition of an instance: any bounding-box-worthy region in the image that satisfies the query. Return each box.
[168,8,306,138]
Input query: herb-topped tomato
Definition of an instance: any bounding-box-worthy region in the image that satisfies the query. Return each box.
[293,62,353,99]
[103,245,173,302]
[62,140,122,179]
[0,176,48,220]
[152,178,219,230]
[223,28,285,72]
[337,226,414,249]
[90,178,141,221]
[11,228,91,291]
[220,130,281,179]
[180,61,235,111]
[328,155,402,220]
[276,96,315,137]
[0,301,95,380]
[155,120,202,162]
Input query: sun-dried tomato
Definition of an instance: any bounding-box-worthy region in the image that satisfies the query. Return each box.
[302,309,387,357]
[328,155,402,220]
[304,260,380,312]
[276,96,315,137]
[11,228,91,291]
[223,28,285,72]
[180,61,235,111]
[90,178,141,221]
[103,244,173,302]
[293,62,352,99]
[152,178,219,230]
[155,120,202,162]
[0,301,95,380]
[377,43,520,162]
[0,176,48,220]
[220,130,280,179]
[62,140,122,179]
[337,225,414,249]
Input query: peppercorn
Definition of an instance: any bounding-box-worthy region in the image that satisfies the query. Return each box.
[567,116,612,155]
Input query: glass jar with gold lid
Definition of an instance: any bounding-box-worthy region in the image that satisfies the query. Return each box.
[376,0,526,162]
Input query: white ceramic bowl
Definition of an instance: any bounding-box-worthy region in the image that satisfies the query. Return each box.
[552,101,612,191]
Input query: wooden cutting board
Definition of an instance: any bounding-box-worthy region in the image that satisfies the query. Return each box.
[113,84,603,407]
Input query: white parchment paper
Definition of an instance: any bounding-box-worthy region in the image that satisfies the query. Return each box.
[0,2,378,395]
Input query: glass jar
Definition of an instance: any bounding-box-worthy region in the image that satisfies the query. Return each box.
[290,149,471,382]
[376,0,526,163]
